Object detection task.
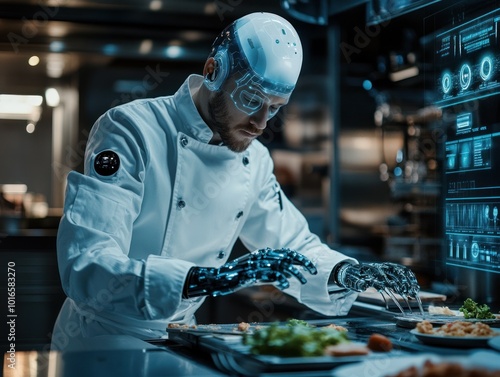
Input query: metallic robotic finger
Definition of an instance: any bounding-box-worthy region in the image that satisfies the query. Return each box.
[183,247,317,298]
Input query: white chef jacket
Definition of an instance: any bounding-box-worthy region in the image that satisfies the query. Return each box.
[52,74,357,348]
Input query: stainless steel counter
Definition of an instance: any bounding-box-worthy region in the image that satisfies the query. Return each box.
[3,316,500,376]
[3,335,226,377]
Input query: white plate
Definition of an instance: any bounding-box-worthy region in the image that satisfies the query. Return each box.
[333,354,439,377]
[395,314,500,328]
[410,328,500,348]
[333,351,500,377]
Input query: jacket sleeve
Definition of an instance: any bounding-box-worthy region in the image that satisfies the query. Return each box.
[238,145,359,316]
[57,108,194,322]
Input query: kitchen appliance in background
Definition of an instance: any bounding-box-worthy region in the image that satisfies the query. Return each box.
[371,91,443,287]
[0,184,28,232]
[426,0,500,309]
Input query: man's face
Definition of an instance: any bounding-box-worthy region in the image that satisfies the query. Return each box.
[207,77,289,153]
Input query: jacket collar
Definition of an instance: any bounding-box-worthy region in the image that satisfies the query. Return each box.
[173,74,214,144]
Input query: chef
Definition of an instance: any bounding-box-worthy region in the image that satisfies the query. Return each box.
[51,12,420,350]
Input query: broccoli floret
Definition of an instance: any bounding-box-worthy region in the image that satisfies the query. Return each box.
[459,298,495,319]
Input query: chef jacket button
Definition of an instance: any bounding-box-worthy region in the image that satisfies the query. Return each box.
[217,250,226,259]
[180,136,188,147]
[236,211,244,219]
[242,156,249,166]
[177,199,186,209]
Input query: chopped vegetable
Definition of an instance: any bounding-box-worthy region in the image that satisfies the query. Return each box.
[242,320,349,357]
[459,298,495,319]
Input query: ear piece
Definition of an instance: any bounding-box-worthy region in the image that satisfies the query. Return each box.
[204,48,229,91]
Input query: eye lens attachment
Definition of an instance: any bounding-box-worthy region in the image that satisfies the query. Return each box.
[230,72,286,119]
[233,88,267,113]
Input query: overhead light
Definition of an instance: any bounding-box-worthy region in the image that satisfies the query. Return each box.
[389,66,419,82]
[204,2,216,15]
[50,41,65,52]
[45,88,60,107]
[26,122,36,133]
[149,0,162,10]
[0,94,43,121]
[46,54,65,78]
[47,24,68,37]
[139,39,153,54]
[103,44,118,56]
[165,46,182,58]
[28,56,40,66]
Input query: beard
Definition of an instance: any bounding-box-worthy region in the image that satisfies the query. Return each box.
[208,90,257,153]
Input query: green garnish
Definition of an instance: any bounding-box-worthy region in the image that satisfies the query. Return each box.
[242,319,349,357]
[459,298,495,319]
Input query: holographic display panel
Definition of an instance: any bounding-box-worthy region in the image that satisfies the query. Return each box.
[438,7,500,275]
[443,93,500,275]
[435,8,500,108]
[366,0,440,25]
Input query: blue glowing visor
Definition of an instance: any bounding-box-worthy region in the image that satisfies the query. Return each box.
[229,70,292,119]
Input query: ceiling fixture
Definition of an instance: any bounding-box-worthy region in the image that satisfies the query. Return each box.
[149,1,162,11]
[45,88,60,107]
[165,45,182,58]
[0,94,43,122]
[28,56,40,66]
[139,39,153,55]
[46,54,66,78]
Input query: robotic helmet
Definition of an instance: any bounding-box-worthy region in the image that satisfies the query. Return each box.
[204,12,303,118]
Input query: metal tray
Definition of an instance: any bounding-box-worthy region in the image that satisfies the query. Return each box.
[166,322,406,376]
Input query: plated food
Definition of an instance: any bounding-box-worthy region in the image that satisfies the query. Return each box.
[386,359,500,377]
[459,298,497,320]
[396,298,500,328]
[427,305,460,316]
[416,320,498,337]
[411,320,500,348]
[167,321,265,334]
[334,352,500,377]
[242,319,393,357]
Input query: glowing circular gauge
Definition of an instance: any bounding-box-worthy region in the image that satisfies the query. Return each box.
[441,72,452,94]
[480,56,493,81]
[459,64,472,90]
[471,242,479,259]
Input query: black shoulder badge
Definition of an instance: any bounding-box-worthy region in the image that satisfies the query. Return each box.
[94,150,120,176]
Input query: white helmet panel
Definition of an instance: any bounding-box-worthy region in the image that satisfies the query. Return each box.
[204,12,303,116]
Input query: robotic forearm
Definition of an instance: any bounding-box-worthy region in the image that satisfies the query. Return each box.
[334,262,420,297]
[183,248,318,299]
[333,261,422,314]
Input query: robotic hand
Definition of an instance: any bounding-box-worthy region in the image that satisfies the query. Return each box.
[333,262,423,316]
[183,247,317,298]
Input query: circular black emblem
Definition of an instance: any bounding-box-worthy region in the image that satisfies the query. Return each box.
[94,150,120,176]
